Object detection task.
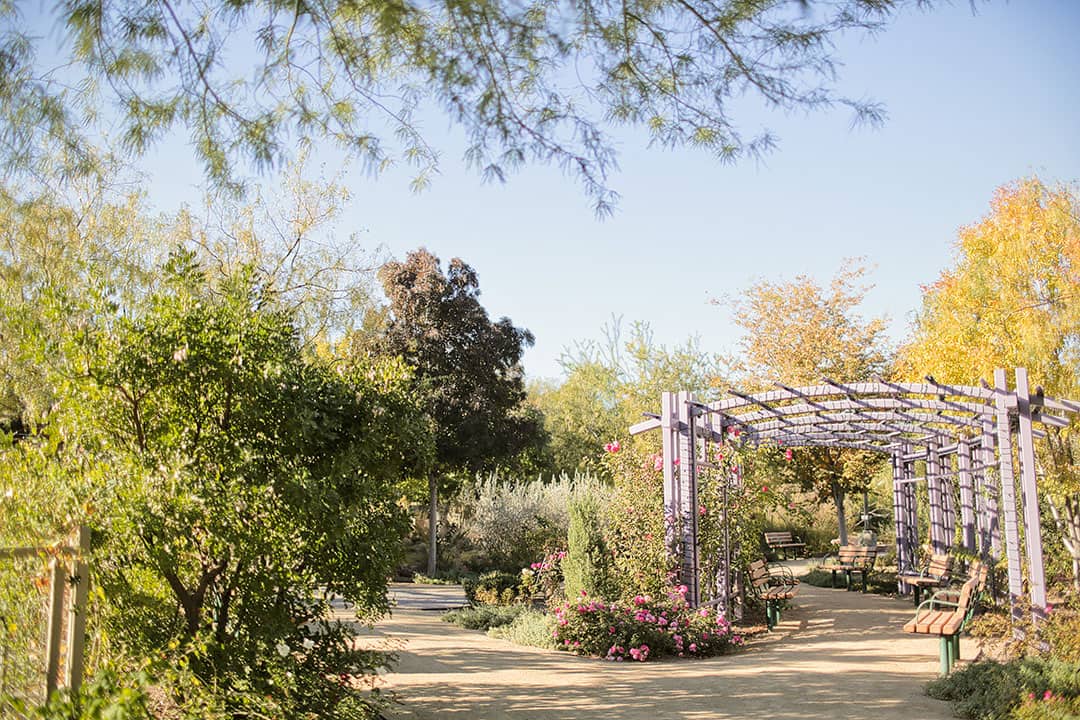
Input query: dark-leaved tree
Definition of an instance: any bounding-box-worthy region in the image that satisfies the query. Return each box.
[378,248,545,573]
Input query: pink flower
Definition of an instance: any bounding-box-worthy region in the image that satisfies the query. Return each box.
[604,440,622,453]
[689,643,698,652]
[1028,693,1036,700]
[785,448,793,462]
[699,505,707,517]
[714,450,725,462]
[1044,690,1053,700]
[699,608,709,617]
[761,485,769,493]
[650,453,664,471]
[673,458,680,466]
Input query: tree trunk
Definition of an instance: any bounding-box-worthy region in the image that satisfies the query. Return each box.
[427,473,438,576]
[834,483,848,546]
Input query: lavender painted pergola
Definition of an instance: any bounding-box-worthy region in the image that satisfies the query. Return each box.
[630,368,1079,623]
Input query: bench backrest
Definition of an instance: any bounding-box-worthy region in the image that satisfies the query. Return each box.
[764,531,796,544]
[747,559,773,590]
[956,561,988,613]
[927,554,953,577]
[837,545,876,564]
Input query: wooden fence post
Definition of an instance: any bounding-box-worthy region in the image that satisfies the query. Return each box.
[66,526,91,693]
[44,558,66,697]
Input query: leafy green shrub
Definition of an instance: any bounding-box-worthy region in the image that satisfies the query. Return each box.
[927,658,1080,720]
[464,570,528,605]
[928,660,1029,720]
[487,608,557,649]
[442,604,525,631]
[563,494,617,601]
[552,589,744,661]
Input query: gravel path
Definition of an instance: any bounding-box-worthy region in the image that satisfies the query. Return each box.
[359,579,959,720]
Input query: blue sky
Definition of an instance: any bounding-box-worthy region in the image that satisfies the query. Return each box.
[70,1,1080,381]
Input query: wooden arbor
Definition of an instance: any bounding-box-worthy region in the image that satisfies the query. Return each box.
[631,368,1078,622]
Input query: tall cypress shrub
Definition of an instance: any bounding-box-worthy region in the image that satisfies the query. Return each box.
[563,494,616,600]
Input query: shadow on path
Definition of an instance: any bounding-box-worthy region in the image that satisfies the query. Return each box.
[359,581,956,719]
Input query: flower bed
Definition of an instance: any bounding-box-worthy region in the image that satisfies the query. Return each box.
[551,586,743,661]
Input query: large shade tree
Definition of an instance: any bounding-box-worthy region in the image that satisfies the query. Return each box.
[378,248,544,572]
[897,178,1080,584]
[727,260,892,543]
[3,0,923,213]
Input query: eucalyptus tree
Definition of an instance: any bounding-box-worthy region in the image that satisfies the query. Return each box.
[3,0,924,213]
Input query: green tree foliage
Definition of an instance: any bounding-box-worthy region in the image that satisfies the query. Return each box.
[897,178,1080,585]
[727,260,892,543]
[0,181,433,716]
[3,0,916,212]
[532,319,728,475]
[378,247,543,474]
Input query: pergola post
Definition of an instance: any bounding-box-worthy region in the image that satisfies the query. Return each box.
[660,392,680,569]
[994,368,1025,622]
[903,450,919,570]
[941,452,956,550]
[927,440,947,555]
[1015,368,1048,617]
[892,451,910,592]
[980,417,1001,558]
[958,440,976,552]
[676,391,701,607]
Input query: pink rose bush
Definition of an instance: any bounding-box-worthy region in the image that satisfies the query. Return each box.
[550,589,743,662]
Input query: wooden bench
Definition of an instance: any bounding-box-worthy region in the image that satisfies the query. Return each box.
[747,559,800,630]
[898,553,954,606]
[819,545,877,592]
[763,531,806,560]
[903,561,987,674]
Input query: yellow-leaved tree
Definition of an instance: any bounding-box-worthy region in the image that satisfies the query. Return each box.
[896,177,1080,584]
[728,260,892,544]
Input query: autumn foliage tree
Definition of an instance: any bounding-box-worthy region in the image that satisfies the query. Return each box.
[727,261,892,543]
[897,178,1080,584]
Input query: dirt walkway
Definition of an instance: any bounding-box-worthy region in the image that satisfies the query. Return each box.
[362,582,958,719]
